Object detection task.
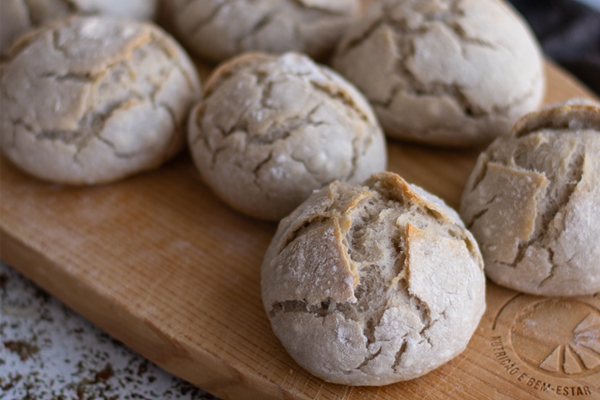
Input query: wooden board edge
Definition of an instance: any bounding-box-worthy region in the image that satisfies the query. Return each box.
[544,60,599,101]
[0,227,294,400]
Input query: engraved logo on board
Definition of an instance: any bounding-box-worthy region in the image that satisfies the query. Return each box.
[490,291,600,396]
[510,299,600,379]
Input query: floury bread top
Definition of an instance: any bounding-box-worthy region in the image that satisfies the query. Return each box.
[461,99,600,296]
[332,0,545,146]
[262,172,486,385]
[188,52,387,221]
[162,0,361,63]
[0,0,159,58]
[0,16,201,185]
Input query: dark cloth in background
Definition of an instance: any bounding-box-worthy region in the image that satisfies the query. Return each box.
[509,0,600,95]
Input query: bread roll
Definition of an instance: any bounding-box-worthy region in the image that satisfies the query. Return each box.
[332,0,545,146]
[162,0,360,63]
[0,0,158,57]
[461,99,600,296]
[262,171,486,385]
[0,16,201,185]
[188,52,386,221]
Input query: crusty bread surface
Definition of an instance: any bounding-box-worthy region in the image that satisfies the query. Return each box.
[0,16,201,185]
[332,0,546,146]
[163,0,360,63]
[262,171,486,385]
[461,99,600,296]
[0,0,158,58]
[188,52,387,221]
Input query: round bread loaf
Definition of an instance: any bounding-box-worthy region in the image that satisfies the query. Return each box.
[262,171,486,385]
[163,0,360,63]
[331,0,545,146]
[460,99,600,296]
[0,0,158,57]
[188,52,387,221]
[0,16,201,185]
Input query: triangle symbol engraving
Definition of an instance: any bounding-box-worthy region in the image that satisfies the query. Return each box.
[572,344,600,370]
[574,313,600,334]
[564,346,582,374]
[539,345,561,372]
[579,338,600,354]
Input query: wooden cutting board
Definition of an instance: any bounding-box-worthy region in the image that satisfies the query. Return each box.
[1,62,599,400]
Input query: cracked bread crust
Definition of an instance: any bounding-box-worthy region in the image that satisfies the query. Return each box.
[0,16,201,185]
[163,0,360,63]
[188,52,387,221]
[0,0,158,58]
[460,99,600,296]
[262,172,486,385]
[331,0,545,147]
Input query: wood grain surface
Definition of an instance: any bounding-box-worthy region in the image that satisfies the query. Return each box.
[1,62,599,400]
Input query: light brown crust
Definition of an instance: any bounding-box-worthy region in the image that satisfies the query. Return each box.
[365,172,457,225]
[262,172,486,385]
[512,100,600,138]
